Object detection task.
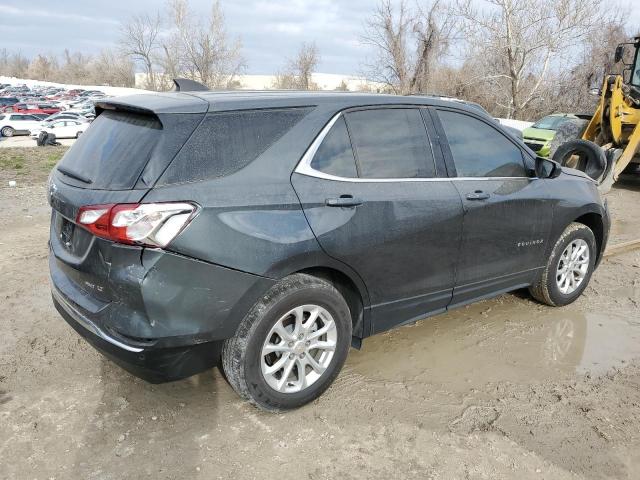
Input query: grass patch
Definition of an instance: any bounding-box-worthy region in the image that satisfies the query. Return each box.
[45,152,65,169]
[0,154,26,170]
[0,146,69,184]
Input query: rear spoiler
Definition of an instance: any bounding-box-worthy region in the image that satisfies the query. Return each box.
[94,101,156,117]
[94,93,209,117]
[93,79,209,118]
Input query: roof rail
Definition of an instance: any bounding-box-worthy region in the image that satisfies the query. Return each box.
[172,78,209,92]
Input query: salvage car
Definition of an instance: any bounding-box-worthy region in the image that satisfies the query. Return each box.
[0,113,44,137]
[522,113,591,157]
[30,119,90,140]
[48,91,610,411]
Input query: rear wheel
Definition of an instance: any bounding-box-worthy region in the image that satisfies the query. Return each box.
[529,223,597,307]
[222,274,352,411]
[1,126,14,137]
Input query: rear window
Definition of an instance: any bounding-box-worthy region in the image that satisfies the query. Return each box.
[57,110,162,189]
[159,107,310,184]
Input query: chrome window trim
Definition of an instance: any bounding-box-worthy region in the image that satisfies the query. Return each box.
[294,112,536,183]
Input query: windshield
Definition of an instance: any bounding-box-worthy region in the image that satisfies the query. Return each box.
[632,44,640,87]
[531,115,570,130]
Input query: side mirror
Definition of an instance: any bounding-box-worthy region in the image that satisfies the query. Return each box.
[614,44,625,63]
[535,156,561,179]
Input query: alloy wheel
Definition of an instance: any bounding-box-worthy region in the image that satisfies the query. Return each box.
[556,239,590,295]
[260,304,337,394]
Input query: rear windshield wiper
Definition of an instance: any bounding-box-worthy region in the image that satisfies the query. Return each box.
[57,166,93,184]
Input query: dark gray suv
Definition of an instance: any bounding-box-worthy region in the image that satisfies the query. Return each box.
[48,91,610,410]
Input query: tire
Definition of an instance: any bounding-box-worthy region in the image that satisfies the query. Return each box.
[1,126,14,137]
[552,139,607,181]
[548,118,588,158]
[529,223,597,307]
[76,131,82,138]
[222,273,352,411]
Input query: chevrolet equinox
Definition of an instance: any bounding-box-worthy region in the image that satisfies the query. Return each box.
[48,91,610,411]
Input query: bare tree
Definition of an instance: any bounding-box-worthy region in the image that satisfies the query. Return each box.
[362,0,458,94]
[57,49,92,84]
[165,0,244,89]
[273,42,320,90]
[452,0,605,119]
[119,12,161,90]
[0,49,9,76]
[158,40,182,90]
[0,50,30,78]
[27,54,58,82]
[91,49,136,87]
[335,80,349,91]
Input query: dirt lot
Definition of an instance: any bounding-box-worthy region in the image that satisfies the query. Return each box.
[1,148,640,479]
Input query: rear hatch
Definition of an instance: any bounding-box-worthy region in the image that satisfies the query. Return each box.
[49,93,208,312]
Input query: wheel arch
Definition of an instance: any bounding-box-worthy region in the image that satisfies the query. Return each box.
[294,266,369,342]
[573,211,604,261]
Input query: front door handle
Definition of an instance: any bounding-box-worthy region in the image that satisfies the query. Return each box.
[466,191,490,201]
[325,195,363,207]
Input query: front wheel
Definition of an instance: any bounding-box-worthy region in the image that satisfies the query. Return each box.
[529,222,597,307]
[222,274,352,411]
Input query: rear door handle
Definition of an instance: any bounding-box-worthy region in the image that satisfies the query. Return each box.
[466,191,490,200]
[325,195,363,207]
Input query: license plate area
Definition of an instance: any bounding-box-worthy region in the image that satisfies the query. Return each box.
[54,211,92,256]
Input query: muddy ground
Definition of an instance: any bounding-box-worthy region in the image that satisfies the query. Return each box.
[1,149,639,479]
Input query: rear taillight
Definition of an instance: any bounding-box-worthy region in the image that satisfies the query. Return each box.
[76,202,197,248]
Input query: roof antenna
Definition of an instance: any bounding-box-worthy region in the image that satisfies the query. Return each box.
[172,78,209,92]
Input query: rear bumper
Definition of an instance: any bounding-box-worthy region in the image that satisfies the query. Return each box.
[53,287,223,383]
[49,238,276,382]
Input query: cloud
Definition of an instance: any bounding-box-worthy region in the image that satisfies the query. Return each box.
[1,0,378,74]
[273,23,304,35]
[2,5,119,25]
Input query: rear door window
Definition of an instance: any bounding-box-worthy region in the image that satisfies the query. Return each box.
[159,107,311,184]
[56,110,162,189]
[437,110,527,177]
[344,108,436,179]
[310,117,357,177]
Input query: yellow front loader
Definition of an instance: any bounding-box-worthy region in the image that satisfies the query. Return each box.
[552,36,640,193]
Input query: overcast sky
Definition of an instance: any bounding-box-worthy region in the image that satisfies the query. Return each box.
[2,0,640,75]
[1,0,378,75]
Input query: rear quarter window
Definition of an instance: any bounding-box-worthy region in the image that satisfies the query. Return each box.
[159,107,311,185]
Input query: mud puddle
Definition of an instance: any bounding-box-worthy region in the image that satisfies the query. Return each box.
[347,295,640,391]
